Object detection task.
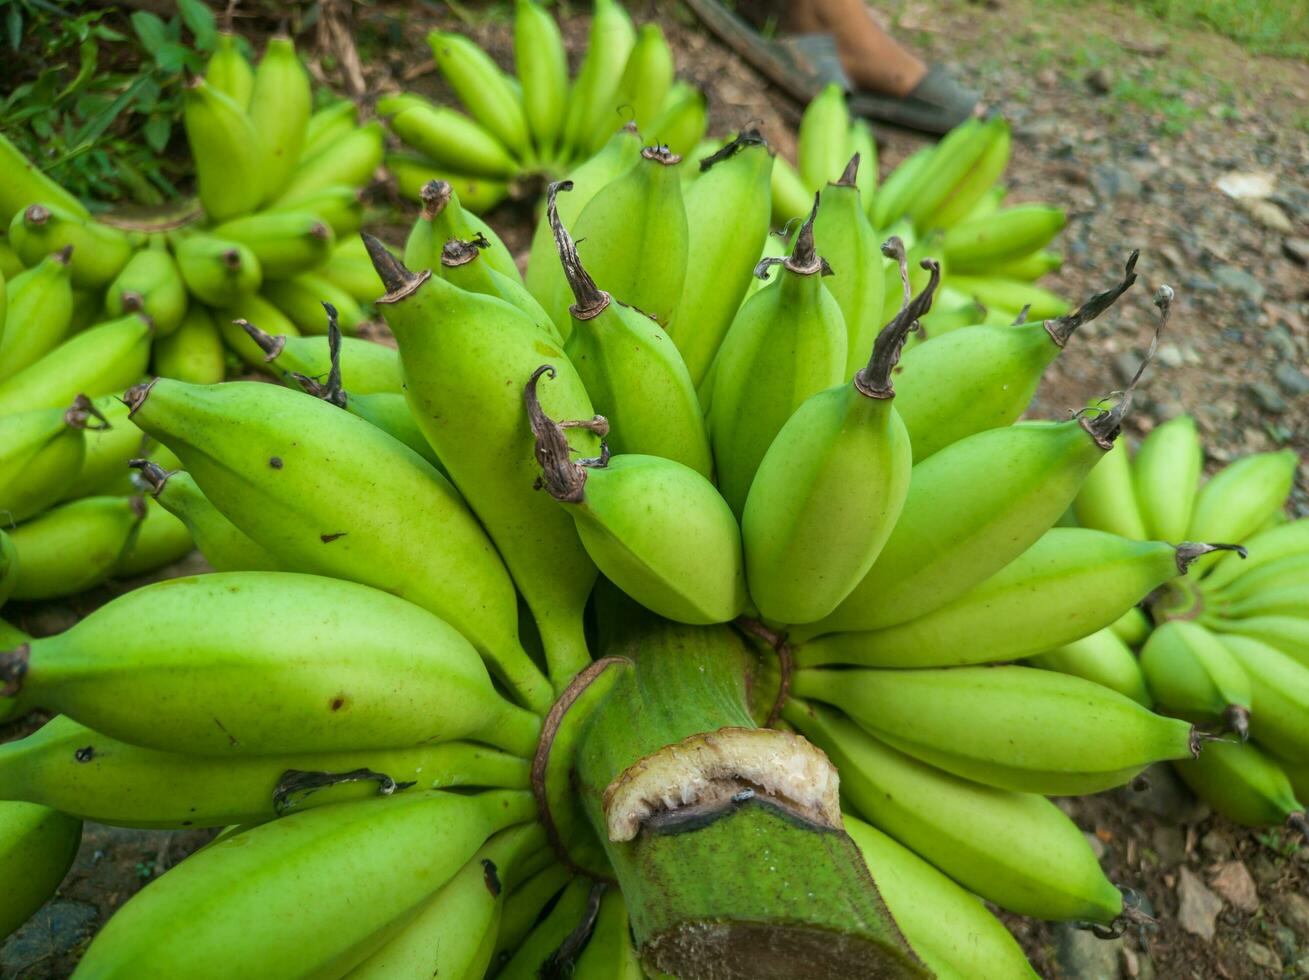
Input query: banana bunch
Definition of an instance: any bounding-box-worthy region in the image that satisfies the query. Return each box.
[773,85,1071,328]
[0,114,1251,975]
[1071,414,1309,835]
[381,0,706,210]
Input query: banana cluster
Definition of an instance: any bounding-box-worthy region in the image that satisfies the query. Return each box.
[382,0,706,211]
[1070,417,1309,835]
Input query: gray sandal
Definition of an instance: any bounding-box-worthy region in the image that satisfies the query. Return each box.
[848,63,980,135]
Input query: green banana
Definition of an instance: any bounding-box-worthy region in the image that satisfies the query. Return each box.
[105,243,188,336]
[319,235,385,303]
[797,83,851,191]
[709,200,847,516]
[1201,519,1309,592]
[368,238,599,690]
[113,496,192,577]
[249,36,312,203]
[640,82,707,158]
[346,824,547,980]
[497,877,601,980]
[301,99,359,160]
[0,131,89,224]
[1140,620,1252,734]
[204,31,252,106]
[0,713,530,829]
[429,30,532,159]
[385,102,519,179]
[174,233,262,307]
[771,152,814,225]
[0,246,74,382]
[943,204,1067,270]
[985,248,1063,280]
[789,700,1122,924]
[1,571,540,756]
[666,131,774,387]
[129,461,282,572]
[742,251,931,625]
[561,0,636,160]
[0,313,152,415]
[262,273,365,334]
[920,115,1012,231]
[1210,553,1309,605]
[527,367,745,625]
[125,377,553,712]
[572,887,644,978]
[152,303,226,385]
[1029,627,1153,706]
[844,816,1039,979]
[494,863,573,964]
[268,183,364,239]
[868,144,933,230]
[902,117,991,230]
[0,395,104,523]
[793,664,1197,795]
[9,202,134,288]
[1187,449,1298,543]
[6,495,145,601]
[1209,616,1309,662]
[572,144,688,326]
[234,316,401,394]
[548,182,711,475]
[211,210,335,279]
[894,252,1138,462]
[276,120,384,202]
[515,0,569,160]
[1221,634,1309,763]
[0,535,17,612]
[800,533,1233,668]
[389,159,513,215]
[437,237,559,339]
[615,23,675,135]
[183,75,263,221]
[59,396,145,499]
[0,801,82,939]
[1074,437,1149,539]
[72,789,535,979]
[402,178,519,282]
[217,292,301,367]
[1173,738,1308,833]
[945,274,1071,318]
[848,119,879,205]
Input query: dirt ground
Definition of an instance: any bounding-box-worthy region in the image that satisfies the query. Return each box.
[3,0,1308,976]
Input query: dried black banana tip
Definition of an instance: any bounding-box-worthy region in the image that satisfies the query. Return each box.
[1045,250,1140,348]
[235,319,285,362]
[882,236,911,308]
[698,129,768,172]
[1082,278,1173,448]
[524,366,604,504]
[129,458,172,497]
[1174,542,1247,574]
[836,153,860,188]
[856,259,942,399]
[0,644,31,698]
[64,393,109,431]
[641,144,681,165]
[123,378,159,417]
[546,182,608,320]
[362,233,428,302]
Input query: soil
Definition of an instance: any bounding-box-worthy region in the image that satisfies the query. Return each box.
[3,0,1309,976]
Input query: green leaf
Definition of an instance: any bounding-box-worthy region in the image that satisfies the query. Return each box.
[153,39,191,72]
[130,11,168,55]
[176,0,217,50]
[143,113,171,152]
[6,7,21,51]
[57,39,100,102]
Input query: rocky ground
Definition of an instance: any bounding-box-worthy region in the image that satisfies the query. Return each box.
[3,0,1308,976]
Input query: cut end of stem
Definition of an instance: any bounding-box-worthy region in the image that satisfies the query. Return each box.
[835,153,859,188]
[120,290,145,314]
[0,644,31,698]
[128,458,172,497]
[641,144,682,166]
[419,179,452,221]
[220,248,242,270]
[362,233,429,303]
[545,181,610,320]
[1045,250,1139,348]
[1175,541,1247,574]
[854,259,941,399]
[123,378,158,417]
[439,236,486,268]
[64,393,109,432]
[235,319,286,362]
[24,204,50,227]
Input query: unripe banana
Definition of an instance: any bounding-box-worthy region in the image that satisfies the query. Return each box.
[709,200,847,516]
[801,532,1230,668]
[903,117,991,230]
[615,23,675,135]
[183,75,263,221]
[1209,615,1309,663]
[301,99,358,161]
[249,36,312,203]
[320,235,385,303]
[643,82,708,157]
[0,395,103,523]
[742,251,932,625]
[0,537,17,613]
[1075,438,1149,539]
[497,877,599,980]
[347,824,548,980]
[6,495,145,601]
[0,246,74,382]
[211,210,335,279]
[985,248,1063,281]
[125,377,553,712]
[494,863,574,963]
[1110,605,1152,646]
[0,802,82,940]
[548,182,710,475]
[234,316,402,394]
[72,789,535,979]
[1211,553,1309,606]
[789,700,1121,925]
[1209,582,1309,620]
[527,368,745,625]
[113,495,193,577]
[403,178,519,282]
[276,120,384,201]
[797,83,851,191]
[437,237,558,339]
[151,303,226,385]
[1173,738,1308,833]
[57,396,144,500]
[515,0,569,160]
[0,131,89,224]
[1188,449,1298,543]
[9,203,134,288]
[1201,519,1309,592]
[204,31,253,108]
[0,313,152,416]
[844,816,1039,979]
[561,0,636,160]
[0,714,531,829]
[368,239,599,689]
[429,30,533,159]
[920,114,1012,231]
[268,183,364,239]
[130,461,282,572]
[794,664,1197,795]
[1140,620,1252,735]
[572,144,689,326]
[868,144,933,230]
[216,292,301,367]
[1029,627,1153,707]
[569,887,643,978]
[771,152,814,225]
[173,233,262,307]
[945,274,1071,319]
[1220,635,1309,763]
[262,273,366,334]
[105,243,188,336]
[386,102,519,179]
[943,204,1067,269]
[848,119,879,205]
[1,572,540,756]
[388,157,514,216]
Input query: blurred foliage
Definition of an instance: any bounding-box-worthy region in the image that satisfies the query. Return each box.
[0,0,232,208]
[1041,0,1309,58]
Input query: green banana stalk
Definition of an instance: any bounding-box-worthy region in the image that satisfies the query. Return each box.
[5,495,145,601]
[9,202,135,288]
[204,31,253,108]
[211,210,335,279]
[183,75,263,221]
[1140,620,1252,734]
[527,367,746,625]
[709,199,847,516]
[0,571,540,756]
[1173,738,1308,834]
[0,395,104,523]
[0,131,89,224]
[249,36,312,203]
[429,30,532,160]
[174,233,262,307]
[105,243,188,336]
[0,313,152,416]
[1221,634,1309,763]
[73,789,536,978]
[1029,627,1153,706]
[151,303,226,385]
[0,801,82,939]
[367,238,599,690]
[548,182,710,475]
[515,0,569,160]
[125,377,553,712]
[0,246,75,382]
[793,664,1198,795]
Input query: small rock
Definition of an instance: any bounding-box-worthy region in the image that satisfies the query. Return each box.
[1284,237,1309,266]
[1156,342,1183,368]
[1200,830,1234,861]
[0,900,99,976]
[1092,163,1143,200]
[1118,764,1210,822]
[1274,362,1309,397]
[1278,892,1309,937]
[1245,940,1281,972]
[1213,265,1266,304]
[1086,67,1114,94]
[1209,861,1259,912]
[1150,825,1186,867]
[1054,921,1123,980]
[1246,381,1287,414]
[1176,867,1223,940]
[1240,198,1293,233]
